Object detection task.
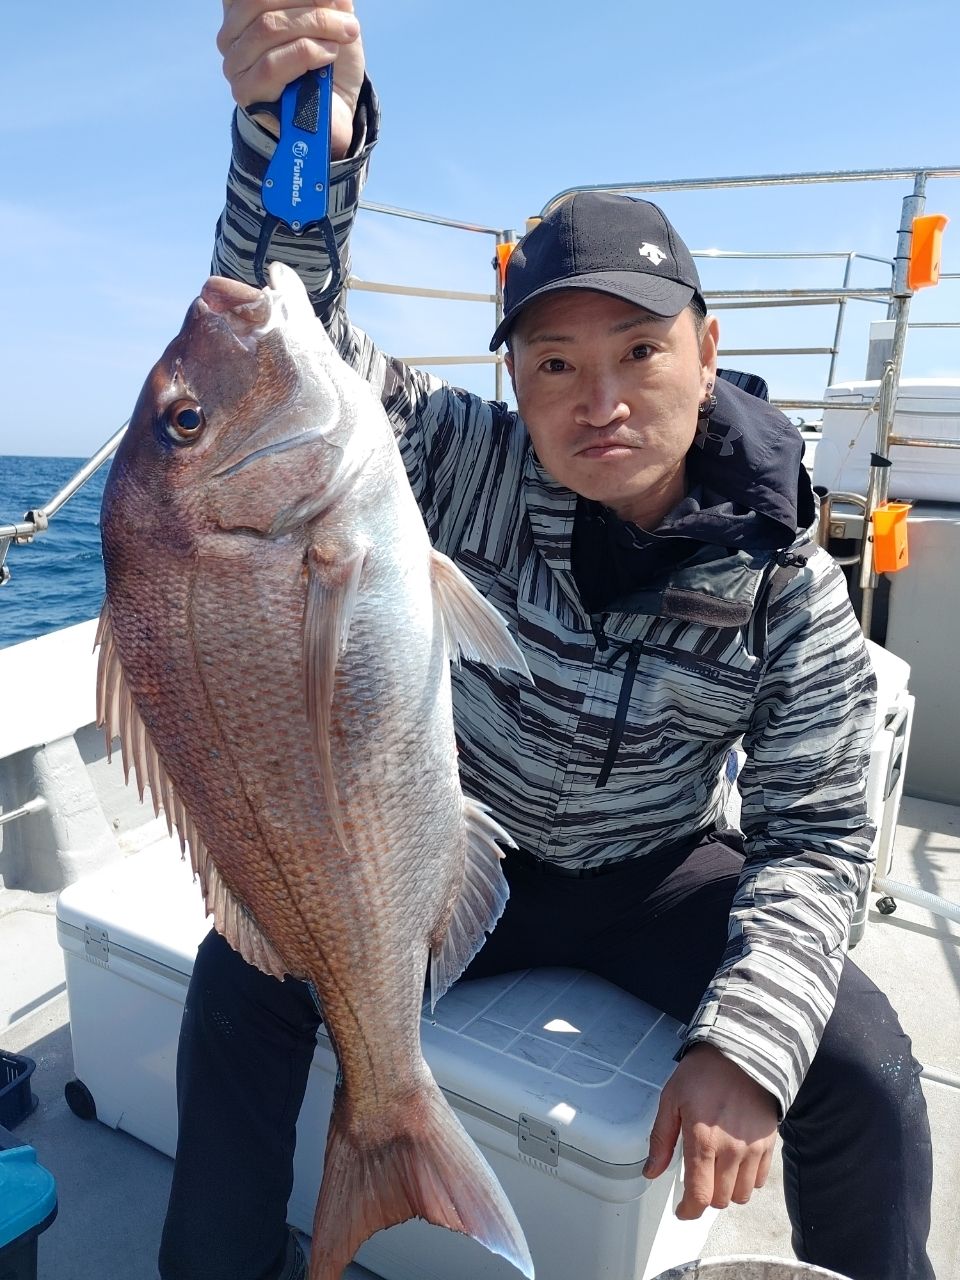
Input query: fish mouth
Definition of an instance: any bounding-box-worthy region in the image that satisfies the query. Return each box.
[200,275,268,323]
[194,266,343,479]
[200,263,321,346]
[196,278,275,355]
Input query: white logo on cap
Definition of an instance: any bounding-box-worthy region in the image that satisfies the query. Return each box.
[638,243,667,265]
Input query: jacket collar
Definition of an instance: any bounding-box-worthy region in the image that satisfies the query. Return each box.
[607,542,785,626]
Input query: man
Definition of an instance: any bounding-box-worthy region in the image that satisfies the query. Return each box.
[159,6,933,1279]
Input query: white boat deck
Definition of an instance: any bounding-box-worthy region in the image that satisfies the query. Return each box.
[2,789,958,1279]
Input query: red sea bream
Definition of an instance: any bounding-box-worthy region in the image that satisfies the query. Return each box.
[96,263,534,1279]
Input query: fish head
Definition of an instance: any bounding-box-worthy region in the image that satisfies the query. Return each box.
[102,262,373,556]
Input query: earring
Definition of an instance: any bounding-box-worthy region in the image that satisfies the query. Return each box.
[698,390,718,418]
[694,387,742,457]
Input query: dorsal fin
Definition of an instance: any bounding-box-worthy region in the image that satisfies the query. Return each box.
[429,797,514,1010]
[94,601,288,981]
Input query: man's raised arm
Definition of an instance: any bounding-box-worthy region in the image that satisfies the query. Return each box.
[213,1,375,326]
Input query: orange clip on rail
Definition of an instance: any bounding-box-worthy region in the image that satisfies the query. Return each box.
[907,214,949,291]
[495,241,516,287]
[872,502,911,573]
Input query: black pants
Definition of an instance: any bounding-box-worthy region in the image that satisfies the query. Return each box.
[159,833,934,1280]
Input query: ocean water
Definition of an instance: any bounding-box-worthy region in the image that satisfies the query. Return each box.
[1,455,109,649]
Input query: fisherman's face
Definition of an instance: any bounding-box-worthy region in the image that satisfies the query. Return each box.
[506,290,719,530]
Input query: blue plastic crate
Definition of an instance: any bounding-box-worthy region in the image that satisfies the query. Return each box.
[0,1145,57,1279]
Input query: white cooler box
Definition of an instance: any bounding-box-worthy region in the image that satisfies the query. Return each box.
[57,845,715,1280]
[812,378,960,502]
[719,640,913,948]
[847,641,915,945]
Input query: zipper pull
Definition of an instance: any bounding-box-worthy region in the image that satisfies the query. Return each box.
[591,615,609,653]
[596,639,644,788]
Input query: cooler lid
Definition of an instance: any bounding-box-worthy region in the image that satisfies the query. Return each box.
[824,378,960,408]
[0,1146,58,1250]
[56,840,211,979]
[415,969,683,1175]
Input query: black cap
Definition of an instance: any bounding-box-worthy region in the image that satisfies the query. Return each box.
[490,191,704,351]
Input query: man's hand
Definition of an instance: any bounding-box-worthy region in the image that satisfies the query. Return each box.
[643,1043,779,1218]
[218,1,365,158]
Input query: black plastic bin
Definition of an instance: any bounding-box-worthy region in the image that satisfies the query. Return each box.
[0,1055,36,1130]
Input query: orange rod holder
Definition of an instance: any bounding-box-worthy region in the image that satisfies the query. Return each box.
[871,501,911,573]
[495,241,516,287]
[907,214,949,291]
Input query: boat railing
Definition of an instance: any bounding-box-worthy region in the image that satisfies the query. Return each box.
[686,250,894,391]
[348,208,901,402]
[536,167,960,633]
[351,239,896,397]
[0,796,46,830]
[3,165,960,634]
[0,425,128,589]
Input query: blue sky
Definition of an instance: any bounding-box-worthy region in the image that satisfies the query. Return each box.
[2,0,960,460]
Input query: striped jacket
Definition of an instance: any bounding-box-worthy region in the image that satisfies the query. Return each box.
[213,93,878,1114]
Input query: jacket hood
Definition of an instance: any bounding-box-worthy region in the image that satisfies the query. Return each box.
[681,376,816,544]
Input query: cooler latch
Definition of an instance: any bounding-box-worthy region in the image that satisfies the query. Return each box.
[518,1114,559,1167]
[84,926,110,967]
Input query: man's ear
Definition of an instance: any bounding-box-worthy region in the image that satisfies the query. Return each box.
[504,349,517,395]
[700,315,720,396]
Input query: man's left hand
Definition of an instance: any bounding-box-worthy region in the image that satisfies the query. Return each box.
[642,1042,779,1218]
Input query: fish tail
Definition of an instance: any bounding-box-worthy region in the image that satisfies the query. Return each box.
[308,1078,534,1279]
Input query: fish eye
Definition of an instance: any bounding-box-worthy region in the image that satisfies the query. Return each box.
[164,399,206,443]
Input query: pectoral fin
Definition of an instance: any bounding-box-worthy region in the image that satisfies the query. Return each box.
[304,547,367,851]
[430,550,531,679]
